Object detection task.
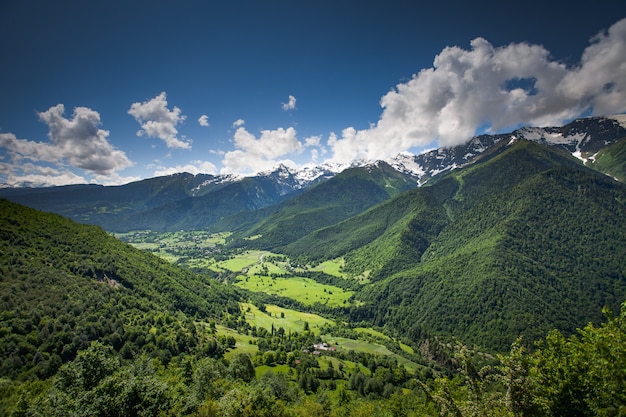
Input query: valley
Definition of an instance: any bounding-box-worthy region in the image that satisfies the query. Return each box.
[118,230,360,308]
[1,116,626,415]
[114,226,427,384]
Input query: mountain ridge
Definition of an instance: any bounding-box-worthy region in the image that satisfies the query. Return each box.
[1,115,624,232]
[339,141,626,350]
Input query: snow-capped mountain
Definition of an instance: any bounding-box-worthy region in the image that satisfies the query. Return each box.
[250,116,626,191]
[255,163,337,195]
[388,115,626,184]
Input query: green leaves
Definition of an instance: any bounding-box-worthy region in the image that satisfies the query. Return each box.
[228,353,256,383]
[498,303,626,416]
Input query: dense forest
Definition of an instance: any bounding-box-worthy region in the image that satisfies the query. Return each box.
[0,199,241,381]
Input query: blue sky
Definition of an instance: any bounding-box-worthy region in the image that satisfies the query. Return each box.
[1,0,626,186]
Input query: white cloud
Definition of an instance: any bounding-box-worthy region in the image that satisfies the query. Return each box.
[12,162,62,176]
[304,135,322,147]
[0,105,133,178]
[305,135,326,163]
[232,118,245,128]
[324,18,626,164]
[153,160,218,177]
[221,126,304,174]
[558,18,626,116]
[128,92,191,149]
[0,132,63,163]
[198,114,210,127]
[38,105,133,174]
[282,95,297,111]
[309,148,319,163]
[3,171,88,188]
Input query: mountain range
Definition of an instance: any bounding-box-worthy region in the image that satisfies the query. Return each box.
[1,115,625,233]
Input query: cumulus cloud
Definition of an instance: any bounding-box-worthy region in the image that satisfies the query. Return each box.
[128,92,191,149]
[0,105,133,179]
[558,18,626,115]
[0,132,63,163]
[232,118,245,128]
[305,135,322,147]
[325,18,626,164]
[198,114,210,127]
[282,95,297,111]
[153,160,218,177]
[2,170,88,188]
[221,126,304,174]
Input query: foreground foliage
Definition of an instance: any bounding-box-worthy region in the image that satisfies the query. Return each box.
[3,303,625,416]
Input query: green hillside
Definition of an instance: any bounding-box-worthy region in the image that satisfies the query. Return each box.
[0,199,241,380]
[351,143,626,351]
[585,137,626,182]
[0,173,221,226]
[231,162,418,249]
[281,184,451,278]
[244,141,626,352]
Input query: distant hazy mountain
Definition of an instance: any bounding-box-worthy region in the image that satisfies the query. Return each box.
[225,160,420,249]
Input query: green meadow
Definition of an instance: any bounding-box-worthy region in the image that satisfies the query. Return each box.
[324,336,420,372]
[216,325,258,360]
[306,258,345,277]
[117,231,409,369]
[216,250,270,272]
[241,302,334,334]
[116,230,229,265]
[353,327,413,354]
[255,364,292,378]
[236,274,353,307]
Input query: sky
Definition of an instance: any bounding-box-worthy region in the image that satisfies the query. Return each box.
[1,0,626,187]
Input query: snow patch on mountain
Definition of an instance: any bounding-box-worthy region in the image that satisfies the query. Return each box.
[192,173,240,192]
[389,152,426,177]
[382,116,626,185]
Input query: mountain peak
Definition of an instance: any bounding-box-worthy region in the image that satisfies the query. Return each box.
[387,115,626,185]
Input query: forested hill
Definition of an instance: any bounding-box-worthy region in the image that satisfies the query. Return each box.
[364,143,626,351]
[0,199,241,380]
[270,141,626,352]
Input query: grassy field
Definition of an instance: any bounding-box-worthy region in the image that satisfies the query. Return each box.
[352,327,413,354]
[247,259,287,275]
[242,302,334,335]
[118,232,418,369]
[216,325,258,360]
[354,327,389,340]
[116,230,229,265]
[217,250,269,272]
[307,258,345,277]
[236,275,353,307]
[255,364,292,378]
[317,356,370,375]
[324,336,420,372]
